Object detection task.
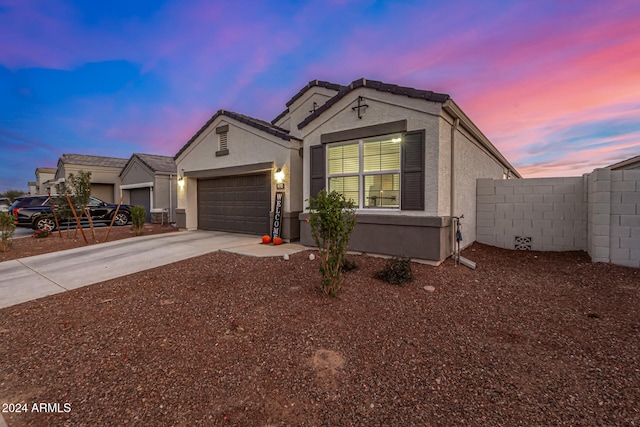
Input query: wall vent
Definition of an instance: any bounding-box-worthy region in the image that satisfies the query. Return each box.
[515,236,532,250]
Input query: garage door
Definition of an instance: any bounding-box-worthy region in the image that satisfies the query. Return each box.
[91,184,115,203]
[130,187,151,222]
[198,174,270,235]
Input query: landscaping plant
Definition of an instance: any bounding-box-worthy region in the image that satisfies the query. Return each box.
[32,229,51,239]
[342,257,359,272]
[130,206,146,236]
[375,256,413,285]
[307,190,357,296]
[55,170,93,240]
[0,212,16,252]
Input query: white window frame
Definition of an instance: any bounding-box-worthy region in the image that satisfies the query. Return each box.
[326,133,401,209]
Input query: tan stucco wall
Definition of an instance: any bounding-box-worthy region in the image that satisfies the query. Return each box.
[35,171,55,195]
[451,125,506,248]
[175,117,302,230]
[121,159,154,185]
[437,112,507,248]
[299,87,442,216]
[56,164,122,203]
[281,86,341,137]
[154,174,178,222]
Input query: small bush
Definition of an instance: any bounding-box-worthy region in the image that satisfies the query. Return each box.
[342,257,359,272]
[130,206,146,236]
[375,256,413,285]
[0,212,16,252]
[307,190,357,296]
[32,229,51,239]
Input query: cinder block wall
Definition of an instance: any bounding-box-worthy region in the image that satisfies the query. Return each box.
[476,177,586,251]
[477,169,640,268]
[607,169,640,268]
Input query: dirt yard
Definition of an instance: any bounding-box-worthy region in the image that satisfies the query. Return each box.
[0,239,639,426]
[0,223,178,262]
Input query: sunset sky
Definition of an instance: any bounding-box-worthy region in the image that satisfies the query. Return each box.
[1,0,639,191]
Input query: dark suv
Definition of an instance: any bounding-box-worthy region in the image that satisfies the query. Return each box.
[10,195,132,231]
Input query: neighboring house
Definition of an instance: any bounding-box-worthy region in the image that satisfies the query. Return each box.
[34,167,57,195]
[28,182,37,195]
[175,78,519,263]
[608,154,640,170]
[53,154,128,203]
[120,153,178,223]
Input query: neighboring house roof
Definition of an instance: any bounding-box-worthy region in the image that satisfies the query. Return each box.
[28,181,37,186]
[35,167,57,174]
[122,153,177,176]
[174,109,301,160]
[297,78,450,130]
[59,153,129,168]
[608,154,640,170]
[271,80,346,124]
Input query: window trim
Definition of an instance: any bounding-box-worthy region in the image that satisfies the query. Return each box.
[326,133,402,209]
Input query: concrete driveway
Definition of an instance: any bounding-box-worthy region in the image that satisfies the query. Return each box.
[0,230,305,309]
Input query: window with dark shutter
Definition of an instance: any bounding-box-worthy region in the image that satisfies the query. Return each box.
[310,145,326,198]
[401,130,425,210]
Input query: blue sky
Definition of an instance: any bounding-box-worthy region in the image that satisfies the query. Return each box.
[1,0,639,191]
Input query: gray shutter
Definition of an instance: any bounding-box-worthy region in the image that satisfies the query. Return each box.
[310,145,325,198]
[401,130,425,210]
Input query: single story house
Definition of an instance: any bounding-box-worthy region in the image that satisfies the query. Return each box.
[175,78,520,263]
[120,153,178,223]
[34,167,57,195]
[53,154,128,203]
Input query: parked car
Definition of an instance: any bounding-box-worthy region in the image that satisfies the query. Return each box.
[0,198,10,212]
[10,195,132,231]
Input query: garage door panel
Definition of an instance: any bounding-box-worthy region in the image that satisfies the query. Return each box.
[130,187,151,222]
[197,174,270,235]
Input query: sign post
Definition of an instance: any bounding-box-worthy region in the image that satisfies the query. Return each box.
[271,192,284,240]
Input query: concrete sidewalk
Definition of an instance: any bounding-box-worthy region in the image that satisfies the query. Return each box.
[0,230,305,309]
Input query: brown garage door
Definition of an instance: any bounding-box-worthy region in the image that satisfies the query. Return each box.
[197,174,270,235]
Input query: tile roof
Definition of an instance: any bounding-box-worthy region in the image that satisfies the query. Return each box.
[271,80,345,125]
[297,78,450,130]
[133,153,177,173]
[174,109,300,160]
[59,153,129,168]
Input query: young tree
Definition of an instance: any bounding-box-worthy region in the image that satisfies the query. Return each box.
[307,190,357,296]
[55,171,93,241]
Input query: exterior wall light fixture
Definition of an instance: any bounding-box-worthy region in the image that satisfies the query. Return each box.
[274,168,285,189]
[178,169,185,188]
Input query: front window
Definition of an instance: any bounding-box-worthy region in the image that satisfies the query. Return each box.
[327,134,401,208]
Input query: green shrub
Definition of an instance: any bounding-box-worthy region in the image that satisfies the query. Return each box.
[0,212,16,253]
[375,256,413,285]
[342,257,359,272]
[130,206,146,236]
[307,190,357,296]
[32,229,51,239]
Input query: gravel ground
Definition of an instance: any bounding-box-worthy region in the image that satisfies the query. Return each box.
[0,223,178,262]
[0,241,639,426]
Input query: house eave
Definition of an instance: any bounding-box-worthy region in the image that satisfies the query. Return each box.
[442,100,522,179]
